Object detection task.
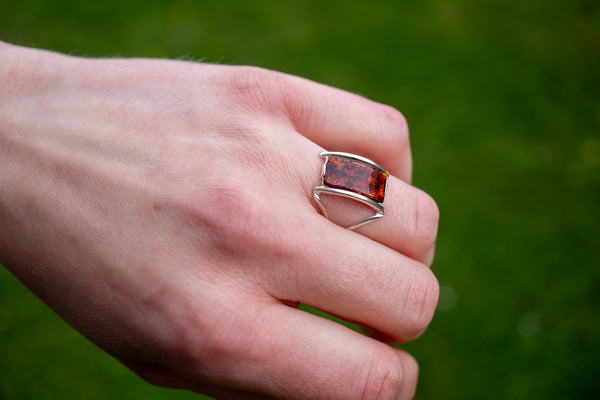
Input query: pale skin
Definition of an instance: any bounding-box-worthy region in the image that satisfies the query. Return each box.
[0,42,439,399]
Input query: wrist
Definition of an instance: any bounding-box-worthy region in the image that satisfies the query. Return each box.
[0,43,76,269]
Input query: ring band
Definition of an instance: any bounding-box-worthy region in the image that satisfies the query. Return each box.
[314,151,389,230]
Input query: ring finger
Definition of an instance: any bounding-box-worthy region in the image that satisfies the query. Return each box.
[307,152,439,266]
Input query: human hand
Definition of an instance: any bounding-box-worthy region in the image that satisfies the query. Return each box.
[0,43,439,399]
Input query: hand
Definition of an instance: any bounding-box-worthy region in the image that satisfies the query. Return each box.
[0,43,439,399]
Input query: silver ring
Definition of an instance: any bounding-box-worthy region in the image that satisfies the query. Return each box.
[314,151,389,230]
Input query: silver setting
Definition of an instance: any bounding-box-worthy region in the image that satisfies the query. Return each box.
[313,151,387,231]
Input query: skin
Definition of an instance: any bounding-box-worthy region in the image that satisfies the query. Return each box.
[0,42,439,399]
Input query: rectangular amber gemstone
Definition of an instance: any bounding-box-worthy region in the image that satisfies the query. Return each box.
[323,155,388,203]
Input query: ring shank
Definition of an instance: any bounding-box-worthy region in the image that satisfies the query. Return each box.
[313,186,384,230]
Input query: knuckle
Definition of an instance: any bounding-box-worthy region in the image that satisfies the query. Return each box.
[378,105,409,149]
[409,190,440,256]
[169,295,256,375]
[228,65,271,91]
[358,351,405,400]
[402,269,440,340]
[225,66,285,113]
[206,184,272,256]
[175,177,272,258]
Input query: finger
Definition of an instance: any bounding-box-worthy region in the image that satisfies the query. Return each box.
[264,213,439,343]
[354,176,439,266]
[123,359,274,400]
[221,66,412,183]
[193,386,275,400]
[282,75,413,183]
[179,300,420,400]
[307,154,439,266]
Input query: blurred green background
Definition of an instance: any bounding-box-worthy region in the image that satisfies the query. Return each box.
[1,0,598,399]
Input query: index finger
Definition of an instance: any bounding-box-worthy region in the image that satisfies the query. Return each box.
[223,66,413,182]
[282,75,413,183]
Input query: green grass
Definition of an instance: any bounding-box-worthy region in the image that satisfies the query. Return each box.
[1,0,599,399]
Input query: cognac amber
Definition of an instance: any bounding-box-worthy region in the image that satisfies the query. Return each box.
[323,155,388,203]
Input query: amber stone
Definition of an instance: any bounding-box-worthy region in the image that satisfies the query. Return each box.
[323,155,388,203]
